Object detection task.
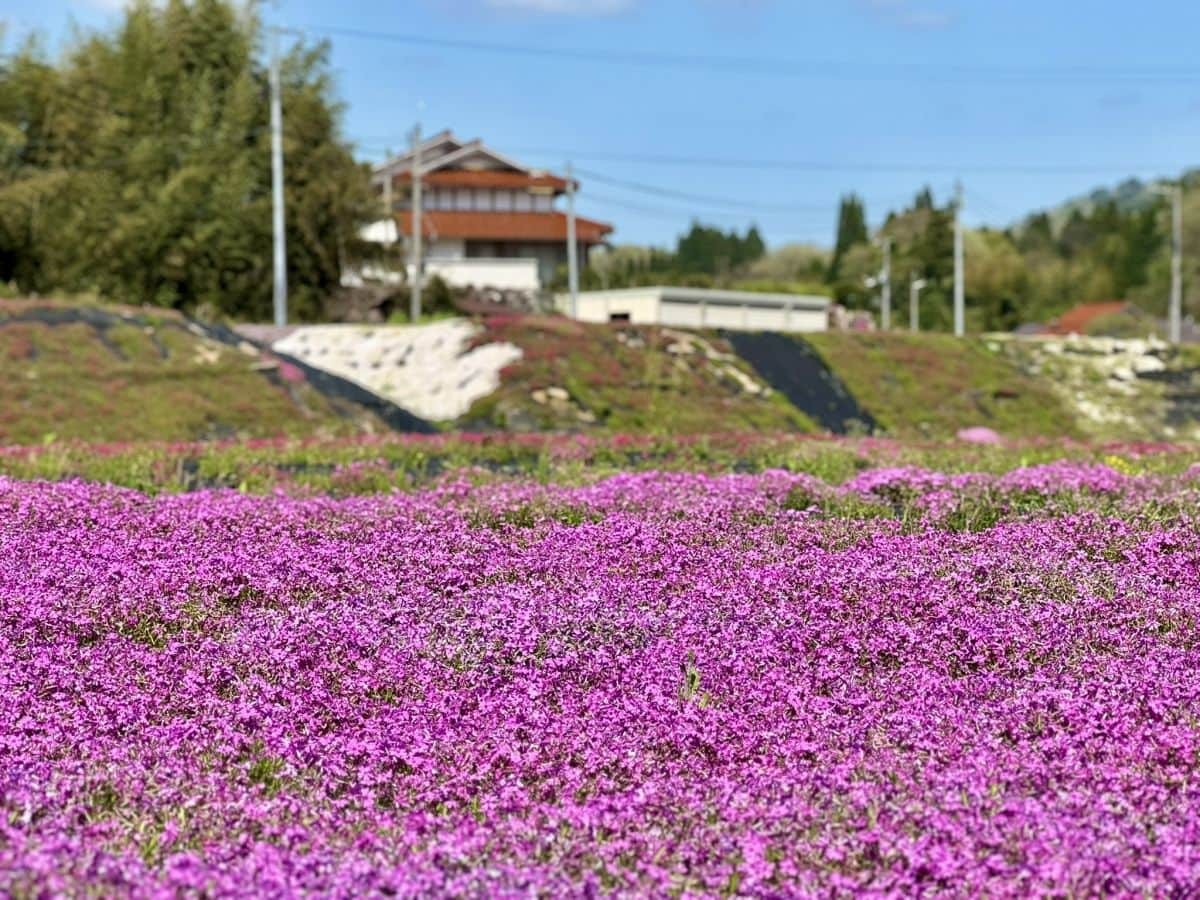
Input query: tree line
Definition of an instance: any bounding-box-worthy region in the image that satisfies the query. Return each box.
[826,180,1199,333]
[584,178,1198,333]
[2,0,1195,332]
[0,0,375,321]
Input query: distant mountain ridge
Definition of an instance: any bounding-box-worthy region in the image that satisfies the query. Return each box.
[1027,168,1199,232]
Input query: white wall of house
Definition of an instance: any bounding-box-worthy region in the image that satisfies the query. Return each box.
[559,287,829,333]
[342,259,540,292]
[357,223,563,292]
[426,238,466,260]
[421,259,540,291]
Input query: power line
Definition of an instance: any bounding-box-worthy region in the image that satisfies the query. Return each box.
[576,169,922,223]
[581,189,835,224]
[510,147,1197,176]
[573,167,825,213]
[352,138,1196,179]
[292,23,1200,84]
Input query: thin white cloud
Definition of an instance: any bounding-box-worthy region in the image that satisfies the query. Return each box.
[482,0,636,14]
[862,0,955,30]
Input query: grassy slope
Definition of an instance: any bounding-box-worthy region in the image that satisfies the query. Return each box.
[802,332,1083,438]
[6,299,1166,444]
[0,301,382,445]
[462,316,814,434]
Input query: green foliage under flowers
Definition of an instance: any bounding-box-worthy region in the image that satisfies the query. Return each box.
[2,432,1193,500]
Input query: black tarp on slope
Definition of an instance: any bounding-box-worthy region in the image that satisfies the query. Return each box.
[721,331,876,435]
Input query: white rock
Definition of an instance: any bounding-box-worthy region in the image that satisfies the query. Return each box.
[272,319,522,421]
[1131,355,1166,374]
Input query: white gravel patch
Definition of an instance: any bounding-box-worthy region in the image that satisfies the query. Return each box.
[272,319,522,421]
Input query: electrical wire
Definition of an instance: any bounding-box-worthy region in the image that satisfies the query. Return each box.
[290,23,1200,85]
[508,147,1196,176]
[573,168,825,213]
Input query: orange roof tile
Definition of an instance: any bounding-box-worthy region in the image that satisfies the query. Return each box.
[1047,301,1131,335]
[396,211,612,244]
[395,170,569,192]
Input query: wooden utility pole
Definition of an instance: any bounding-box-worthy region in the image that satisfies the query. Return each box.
[409,123,423,323]
[953,180,965,337]
[269,27,287,326]
[566,161,579,319]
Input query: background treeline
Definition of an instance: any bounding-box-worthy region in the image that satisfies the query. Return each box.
[0,0,376,321]
[571,222,831,297]
[2,0,1196,331]
[582,177,1200,332]
[827,178,1200,332]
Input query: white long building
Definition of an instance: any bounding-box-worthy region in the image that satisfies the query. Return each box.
[558,286,830,332]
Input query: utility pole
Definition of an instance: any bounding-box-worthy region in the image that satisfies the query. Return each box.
[383,156,393,242]
[953,180,965,337]
[1169,183,1183,345]
[566,161,579,319]
[1171,186,1180,345]
[1151,182,1184,343]
[269,27,287,327]
[409,123,423,323]
[880,236,892,330]
[910,276,927,332]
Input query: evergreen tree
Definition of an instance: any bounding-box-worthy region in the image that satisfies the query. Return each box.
[740,224,766,266]
[829,193,868,281]
[913,187,935,211]
[675,221,766,276]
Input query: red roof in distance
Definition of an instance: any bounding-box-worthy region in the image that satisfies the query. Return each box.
[1046,301,1132,336]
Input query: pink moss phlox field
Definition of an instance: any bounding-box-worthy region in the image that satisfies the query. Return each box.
[4,470,1200,896]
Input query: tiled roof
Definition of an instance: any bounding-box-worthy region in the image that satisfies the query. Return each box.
[395,170,569,192]
[397,211,612,243]
[1047,301,1133,335]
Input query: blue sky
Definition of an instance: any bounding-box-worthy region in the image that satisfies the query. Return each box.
[6,0,1200,248]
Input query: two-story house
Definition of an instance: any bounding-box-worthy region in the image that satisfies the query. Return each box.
[367,130,614,291]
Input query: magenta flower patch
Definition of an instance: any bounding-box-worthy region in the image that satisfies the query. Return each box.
[2,472,1200,895]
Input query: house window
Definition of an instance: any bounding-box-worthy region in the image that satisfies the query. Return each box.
[532,194,552,212]
[474,188,491,210]
[514,192,532,212]
[456,188,472,210]
[609,313,631,323]
[494,190,513,211]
